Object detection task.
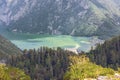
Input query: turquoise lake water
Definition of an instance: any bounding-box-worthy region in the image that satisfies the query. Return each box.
[0,30,102,52]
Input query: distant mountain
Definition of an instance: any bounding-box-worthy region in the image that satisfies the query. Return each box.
[0,35,22,57]
[0,0,34,24]
[1,0,120,38]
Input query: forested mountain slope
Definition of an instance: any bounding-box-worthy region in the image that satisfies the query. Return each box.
[88,36,120,69]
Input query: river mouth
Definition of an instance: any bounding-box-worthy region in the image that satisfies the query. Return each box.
[0,31,104,52]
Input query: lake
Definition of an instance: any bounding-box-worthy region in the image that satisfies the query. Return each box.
[0,31,103,52]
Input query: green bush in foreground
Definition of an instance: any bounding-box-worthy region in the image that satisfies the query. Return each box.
[0,64,31,80]
[64,55,115,80]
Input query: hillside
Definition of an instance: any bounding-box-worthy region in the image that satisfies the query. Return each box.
[0,35,22,58]
[88,36,120,70]
[0,0,120,38]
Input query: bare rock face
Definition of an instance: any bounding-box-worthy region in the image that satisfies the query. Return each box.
[1,0,120,38]
[0,0,37,24]
[97,76,109,80]
[84,73,120,80]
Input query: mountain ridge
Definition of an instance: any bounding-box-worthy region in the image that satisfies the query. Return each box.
[1,0,120,38]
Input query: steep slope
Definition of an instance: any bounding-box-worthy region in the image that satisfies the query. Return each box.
[0,35,22,57]
[1,0,120,38]
[88,36,120,69]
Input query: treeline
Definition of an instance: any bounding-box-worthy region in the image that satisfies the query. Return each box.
[88,36,120,70]
[7,47,76,80]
